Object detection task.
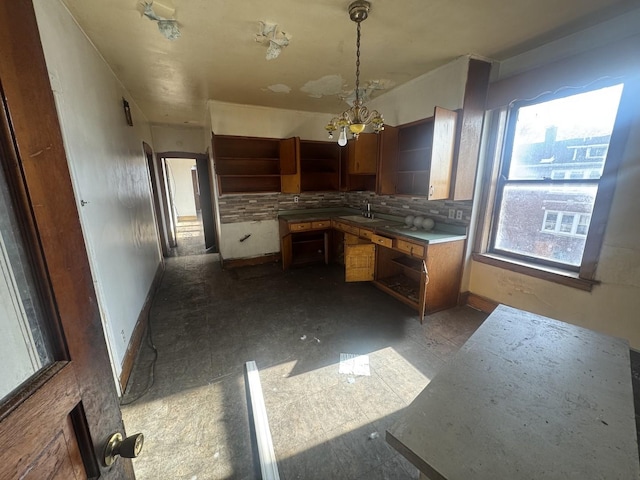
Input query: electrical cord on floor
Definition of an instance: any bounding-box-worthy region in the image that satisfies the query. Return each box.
[120,307,158,406]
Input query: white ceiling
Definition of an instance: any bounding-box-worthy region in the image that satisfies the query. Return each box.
[60,0,637,127]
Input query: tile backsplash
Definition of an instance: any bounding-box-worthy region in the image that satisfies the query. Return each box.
[217,191,472,225]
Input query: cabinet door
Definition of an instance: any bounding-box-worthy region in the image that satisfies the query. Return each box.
[377,125,399,194]
[428,107,457,200]
[348,133,378,174]
[424,240,464,313]
[345,243,375,282]
[281,234,292,270]
[280,137,300,193]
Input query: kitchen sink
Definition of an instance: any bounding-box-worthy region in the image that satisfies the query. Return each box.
[339,215,381,224]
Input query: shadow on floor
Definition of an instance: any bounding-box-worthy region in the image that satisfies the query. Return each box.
[121,256,487,479]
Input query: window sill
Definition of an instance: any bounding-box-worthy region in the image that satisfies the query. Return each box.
[472,253,598,292]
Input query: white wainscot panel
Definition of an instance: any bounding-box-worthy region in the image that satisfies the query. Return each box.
[219,220,280,260]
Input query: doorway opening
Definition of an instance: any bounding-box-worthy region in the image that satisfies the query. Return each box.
[156,154,218,257]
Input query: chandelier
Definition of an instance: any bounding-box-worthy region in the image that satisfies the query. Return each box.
[325,0,384,146]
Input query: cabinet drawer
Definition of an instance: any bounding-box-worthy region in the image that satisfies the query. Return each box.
[371,234,393,248]
[289,222,311,232]
[359,228,373,240]
[334,221,359,235]
[312,220,331,229]
[395,238,425,258]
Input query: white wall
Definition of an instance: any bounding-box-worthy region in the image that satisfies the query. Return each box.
[34,0,161,381]
[468,22,640,348]
[209,101,334,140]
[166,158,197,219]
[368,55,469,126]
[151,125,206,153]
[219,221,280,260]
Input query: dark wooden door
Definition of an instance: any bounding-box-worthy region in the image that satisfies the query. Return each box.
[0,2,135,479]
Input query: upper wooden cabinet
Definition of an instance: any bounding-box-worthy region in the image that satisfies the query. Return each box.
[299,140,341,192]
[213,134,296,195]
[341,133,379,192]
[377,107,458,200]
[282,139,342,193]
[280,136,300,194]
[347,133,378,174]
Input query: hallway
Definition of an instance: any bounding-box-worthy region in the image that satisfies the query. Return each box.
[121,254,487,479]
[170,216,207,257]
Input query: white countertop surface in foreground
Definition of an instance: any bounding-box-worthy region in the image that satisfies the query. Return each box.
[387,305,640,480]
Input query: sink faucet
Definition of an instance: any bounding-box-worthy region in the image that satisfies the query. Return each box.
[362,202,373,218]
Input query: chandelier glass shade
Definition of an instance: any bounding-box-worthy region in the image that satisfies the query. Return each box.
[325,1,384,146]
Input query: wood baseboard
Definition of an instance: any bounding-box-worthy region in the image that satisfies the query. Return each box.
[119,261,165,393]
[221,253,281,269]
[461,291,500,313]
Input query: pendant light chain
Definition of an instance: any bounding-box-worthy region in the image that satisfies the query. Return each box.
[324,0,384,143]
[355,21,361,107]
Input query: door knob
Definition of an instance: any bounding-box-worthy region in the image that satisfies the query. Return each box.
[103,432,144,467]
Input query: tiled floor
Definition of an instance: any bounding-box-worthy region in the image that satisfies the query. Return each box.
[121,247,487,479]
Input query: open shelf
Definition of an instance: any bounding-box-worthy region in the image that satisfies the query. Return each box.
[375,275,421,305]
[291,231,327,266]
[300,140,341,192]
[214,135,283,194]
[215,158,280,176]
[391,256,423,272]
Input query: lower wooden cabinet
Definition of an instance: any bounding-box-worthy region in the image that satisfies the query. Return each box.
[373,244,429,320]
[344,233,375,282]
[280,217,464,320]
[279,219,330,269]
[373,239,464,320]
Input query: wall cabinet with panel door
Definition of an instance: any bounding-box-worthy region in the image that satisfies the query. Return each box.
[377,107,458,200]
[342,132,378,191]
[214,134,295,194]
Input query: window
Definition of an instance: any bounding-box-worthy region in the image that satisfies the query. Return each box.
[489,83,624,271]
[542,210,590,237]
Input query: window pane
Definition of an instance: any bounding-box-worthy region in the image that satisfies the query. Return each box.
[494,184,598,267]
[543,212,557,231]
[0,163,54,405]
[507,84,623,180]
[559,214,575,233]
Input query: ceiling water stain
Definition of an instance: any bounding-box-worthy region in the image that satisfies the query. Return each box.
[301,75,345,98]
[266,84,292,94]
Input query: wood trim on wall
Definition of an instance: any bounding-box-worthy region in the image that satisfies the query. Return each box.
[119,261,165,393]
[451,58,492,201]
[221,253,281,269]
[460,291,500,314]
